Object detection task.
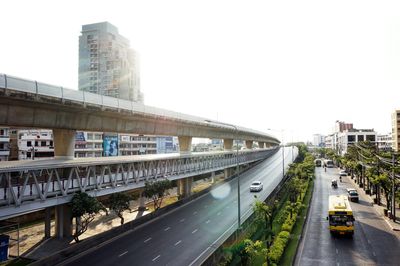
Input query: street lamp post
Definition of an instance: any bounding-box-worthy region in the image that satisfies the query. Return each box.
[205,120,241,230]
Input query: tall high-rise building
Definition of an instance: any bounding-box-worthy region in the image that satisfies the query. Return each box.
[312,134,325,147]
[79,22,143,103]
[392,110,400,152]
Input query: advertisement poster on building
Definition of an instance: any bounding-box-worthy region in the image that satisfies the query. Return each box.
[104,135,118,156]
[75,131,86,145]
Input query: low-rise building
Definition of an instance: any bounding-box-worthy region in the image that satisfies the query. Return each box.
[156,136,178,154]
[377,133,393,152]
[336,129,376,155]
[74,131,103,158]
[325,121,377,156]
[119,134,157,155]
[0,128,10,161]
[18,129,54,160]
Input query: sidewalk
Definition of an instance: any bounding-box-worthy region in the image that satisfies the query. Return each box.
[6,178,217,262]
[342,169,400,234]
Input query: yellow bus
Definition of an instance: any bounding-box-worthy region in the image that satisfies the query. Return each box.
[327,195,355,236]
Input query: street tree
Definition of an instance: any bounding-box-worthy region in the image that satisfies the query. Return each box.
[70,192,107,242]
[143,179,173,210]
[109,193,132,225]
[374,173,392,211]
[253,200,278,243]
[244,239,267,266]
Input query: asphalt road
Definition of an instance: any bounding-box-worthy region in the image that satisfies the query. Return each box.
[63,147,297,266]
[295,166,400,266]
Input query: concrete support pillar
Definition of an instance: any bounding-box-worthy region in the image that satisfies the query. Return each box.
[223,139,233,150]
[44,207,51,239]
[55,204,72,239]
[177,177,193,198]
[53,129,76,159]
[224,168,233,179]
[186,177,193,196]
[245,140,253,149]
[211,171,215,183]
[258,142,265,149]
[138,191,146,211]
[178,136,192,153]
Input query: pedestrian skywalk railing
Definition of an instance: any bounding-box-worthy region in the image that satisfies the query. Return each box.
[0,149,277,211]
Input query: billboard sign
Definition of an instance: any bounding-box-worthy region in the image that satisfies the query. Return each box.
[103,135,118,156]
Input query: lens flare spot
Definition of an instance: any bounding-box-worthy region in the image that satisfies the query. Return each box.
[211,183,231,199]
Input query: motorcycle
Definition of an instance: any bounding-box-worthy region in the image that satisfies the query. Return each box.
[331,179,338,188]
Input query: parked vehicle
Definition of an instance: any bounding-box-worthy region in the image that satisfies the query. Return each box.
[250,181,263,192]
[315,159,322,167]
[325,159,334,168]
[339,170,347,176]
[347,188,359,203]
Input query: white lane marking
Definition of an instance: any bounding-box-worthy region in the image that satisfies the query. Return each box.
[367,239,371,244]
[144,237,152,243]
[152,255,160,261]
[206,220,210,224]
[192,229,198,234]
[164,227,171,231]
[118,251,128,257]
[217,212,221,216]
[193,211,197,215]
[180,218,185,222]
[336,249,338,254]
[174,240,182,246]
[336,263,339,266]
[373,251,376,257]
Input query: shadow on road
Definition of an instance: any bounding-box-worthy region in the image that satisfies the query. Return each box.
[335,220,400,265]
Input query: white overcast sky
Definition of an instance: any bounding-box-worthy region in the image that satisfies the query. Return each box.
[1,0,400,142]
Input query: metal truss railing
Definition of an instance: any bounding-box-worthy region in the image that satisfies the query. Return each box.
[0,149,278,216]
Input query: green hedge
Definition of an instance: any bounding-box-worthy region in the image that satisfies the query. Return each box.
[268,179,309,264]
[281,216,296,232]
[268,231,290,263]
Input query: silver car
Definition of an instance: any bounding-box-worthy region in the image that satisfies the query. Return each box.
[250,181,263,192]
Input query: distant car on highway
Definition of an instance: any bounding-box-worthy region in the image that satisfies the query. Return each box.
[339,170,347,176]
[250,181,263,192]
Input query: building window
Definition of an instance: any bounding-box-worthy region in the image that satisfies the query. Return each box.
[348,135,355,142]
[357,135,364,142]
[366,135,376,142]
[41,141,46,146]
[27,141,31,147]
